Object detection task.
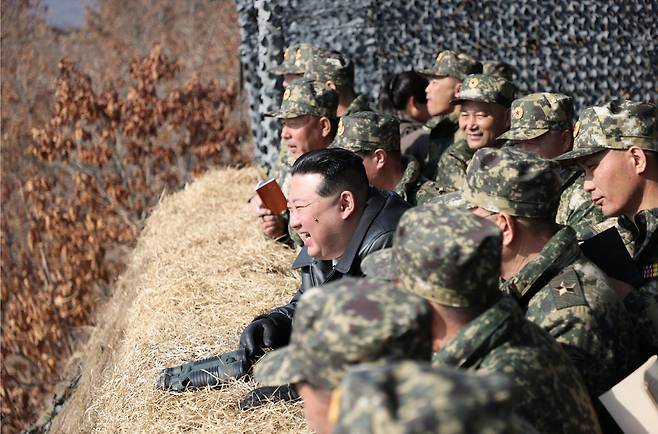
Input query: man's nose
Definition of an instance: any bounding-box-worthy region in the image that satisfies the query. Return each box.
[289,210,301,229]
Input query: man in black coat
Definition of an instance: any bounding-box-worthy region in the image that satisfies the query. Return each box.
[241,148,411,357]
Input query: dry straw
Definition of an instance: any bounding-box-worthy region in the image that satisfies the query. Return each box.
[50,167,309,433]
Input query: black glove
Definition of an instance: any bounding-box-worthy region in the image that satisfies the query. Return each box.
[239,313,291,359]
[238,384,300,410]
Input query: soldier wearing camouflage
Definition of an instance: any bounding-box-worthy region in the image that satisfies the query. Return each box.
[556,100,658,361]
[417,73,515,202]
[268,44,332,186]
[330,111,427,205]
[261,78,338,245]
[331,361,539,434]
[361,205,601,434]
[460,146,635,407]
[500,92,606,240]
[420,50,482,180]
[304,50,371,117]
[482,60,516,81]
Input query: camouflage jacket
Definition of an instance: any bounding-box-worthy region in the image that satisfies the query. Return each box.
[555,170,607,240]
[422,111,461,180]
[432,295,601,434]
[414,138,473,205]
[394,156,426,206]
[500,226,634,398]
[343,93,372,116]
[618,207,658,360]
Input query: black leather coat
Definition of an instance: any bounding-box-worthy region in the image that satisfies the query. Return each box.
[253,188,411,341]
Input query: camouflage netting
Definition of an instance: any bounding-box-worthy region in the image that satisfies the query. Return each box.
[237,0,658,167]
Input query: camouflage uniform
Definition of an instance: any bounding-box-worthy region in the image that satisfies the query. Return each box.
[266,78,338,244]
[416,74,516,202]
[498,92,607,240]
[482,60,516,81]
[304,50,372,116]
[332,361,538,434]
[360,206,601,434]
[253,277,433,390]
[268,44,332,183]
[556,100,658,360]
[419,50,482,180]
[331,111,426,205]
[461,147,634,401]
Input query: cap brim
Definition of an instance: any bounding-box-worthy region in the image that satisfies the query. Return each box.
[253,346,305,387]
[427,191,471,209]
[497,128,549,141]
[265,109,304,119]
[269,66,304,76]
[553,146,607,162]
[360,248,395,281]
[419,70,447,78]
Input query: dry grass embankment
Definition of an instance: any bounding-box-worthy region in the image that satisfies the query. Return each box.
[50,167,309,433]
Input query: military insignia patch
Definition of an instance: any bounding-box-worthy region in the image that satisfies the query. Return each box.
[437,51,445,62]
[283,47,290,60]
[468,77,480,88]
[283,88,291,101]
[337,120,345,136]
[573,121,581,138]
[513,106,524,120]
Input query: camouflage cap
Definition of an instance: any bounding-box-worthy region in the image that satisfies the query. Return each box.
[482,60,516,81]
[270,43,329,75]
[498,93,574,141]
[463,146,562,218]
[253,278,432,390]
[420,50,483,81]
[331,361,533,434]
[555,100,658,162]
[330,111,401,153]
[304,50,355,87]
[451,74,516,107]
[266,78,338,119]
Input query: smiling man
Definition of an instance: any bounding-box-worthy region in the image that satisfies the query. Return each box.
[240,148,410,407]
[253,78,338,241]
[555,100,658,360]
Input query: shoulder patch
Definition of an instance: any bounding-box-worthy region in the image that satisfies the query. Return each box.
[549,268,587,310]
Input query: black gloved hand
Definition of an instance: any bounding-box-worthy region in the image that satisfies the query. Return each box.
[238,384,300,411]
[239,313,291,359]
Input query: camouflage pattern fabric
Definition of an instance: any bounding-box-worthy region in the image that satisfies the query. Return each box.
[556,100,658,162]
[331,111,400,153]
[304,50,354,87]
[617,208,658,361]
[253,277,433,390]
[555,169,608,241]
[420,50,482,80]
[462,147,562,219]
[482,60,516,81]
[452,74,516,107]
[343,93,372,116]
[266,78,339,119]
[498,92,573,141]
[416,136,473,203]
[421,112,463,180]
[331,361,538,434]
[271,43,331,75]
[433,295,602,434]
[394,156,425,206]
[500,225,636,399]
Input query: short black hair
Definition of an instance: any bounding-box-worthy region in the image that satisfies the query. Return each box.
[291,148,369,205]
[379,70,429,112]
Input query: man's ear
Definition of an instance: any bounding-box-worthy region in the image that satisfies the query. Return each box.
[373,149,387,169]
[560,128,574,153]
[629,146,648,175]
[325,81,337,91]
[496,212,516,246]
[319,116,332,138]
[338,190,357,220]
[453,80,462,96]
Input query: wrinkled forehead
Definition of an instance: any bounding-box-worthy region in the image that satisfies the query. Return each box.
[460,100,504,114]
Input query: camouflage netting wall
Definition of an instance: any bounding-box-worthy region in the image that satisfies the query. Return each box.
[237,0,658,168]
